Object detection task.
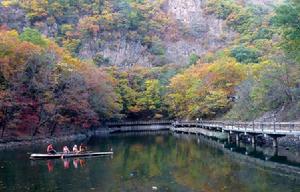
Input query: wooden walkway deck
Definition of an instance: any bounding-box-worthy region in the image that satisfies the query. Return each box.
[106,120,172,127]
[173,121,300,136]
[173,121,300,147]
[106,120,172,133]
[106,120,300,135]
[105,120,300,147]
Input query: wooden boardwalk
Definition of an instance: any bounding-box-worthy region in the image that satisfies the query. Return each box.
[173,121,300,147]
[106,120,172,133]
[105,120,300,147]
[106,120,300,135]
[106,120,172,127]
[173,121,300,135]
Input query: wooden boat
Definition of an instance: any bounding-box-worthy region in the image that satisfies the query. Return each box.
[30,151,113,160]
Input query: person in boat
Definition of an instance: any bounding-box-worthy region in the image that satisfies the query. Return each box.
[47,144,57,154]
[72,144,79,153]
[79,143,87,153]
[63,146,70,154]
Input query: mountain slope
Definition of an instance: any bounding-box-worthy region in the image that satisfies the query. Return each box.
[0,0,240,67]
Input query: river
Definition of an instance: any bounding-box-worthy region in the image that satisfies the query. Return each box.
[0,132,299,192]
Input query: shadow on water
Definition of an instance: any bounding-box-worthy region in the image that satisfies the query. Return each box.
[0,131,300,192]
[222,138,300,168]
[175,132,300,179]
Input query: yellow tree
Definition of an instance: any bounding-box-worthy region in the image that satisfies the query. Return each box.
[167,56,246,119]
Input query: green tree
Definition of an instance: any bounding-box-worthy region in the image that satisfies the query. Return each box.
[273,0,300,62]
[20,28,47,47]
[117,78,139,115]
[230,46,260,64]
[93,53,110,67]
[137,79,162,112]
[189,53,199,65]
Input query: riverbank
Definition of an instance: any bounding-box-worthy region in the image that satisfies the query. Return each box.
[0,130,108,151]
[1,121,300,152]
[171,126,228,139]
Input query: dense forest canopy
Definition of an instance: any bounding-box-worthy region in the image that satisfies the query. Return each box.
[0,0,299,139]
[1,0,173,66]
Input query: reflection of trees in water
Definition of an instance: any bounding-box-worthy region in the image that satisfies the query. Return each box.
[171,140,246,191]
[1,134,299,192]
[110,134,297,192]
[109,134,179,191]
[170,137,295,192]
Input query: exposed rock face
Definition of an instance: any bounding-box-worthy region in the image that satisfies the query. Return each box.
[245,0,283,6]
[79,35,153,67]
[81,0,236,67]
[164,0,235,65]
[1,0,279,67]
[168,0,205,24]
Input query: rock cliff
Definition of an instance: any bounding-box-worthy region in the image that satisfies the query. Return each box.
[77,0,236,66]
[0,0,279,67]
[164,0,235,65]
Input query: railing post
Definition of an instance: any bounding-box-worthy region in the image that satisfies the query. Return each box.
[279,123,281,131]
[200,119,202,129]
[290,123,294,133]
[252,121,255,131]
[273,121,276,133]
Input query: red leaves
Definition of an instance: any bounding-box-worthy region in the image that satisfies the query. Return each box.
[0,28,117,139]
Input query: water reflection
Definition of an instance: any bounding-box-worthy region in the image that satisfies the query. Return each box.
[0,132,299,192]
[73,159,79,169]
[223,137,300,168]
[44,158,88,172]
[47,160,54,172]
[63,159,70,169]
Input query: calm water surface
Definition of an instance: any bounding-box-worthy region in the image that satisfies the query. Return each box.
[0,132,300,192]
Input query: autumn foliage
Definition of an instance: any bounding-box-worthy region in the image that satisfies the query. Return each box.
[1,0,300,142]
[167,57,246,119]
[0,28,119,139]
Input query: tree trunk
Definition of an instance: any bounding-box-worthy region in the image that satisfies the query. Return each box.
[1,123,5,138]
[50,122,57,136]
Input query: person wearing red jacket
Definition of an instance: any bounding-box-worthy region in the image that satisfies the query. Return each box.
[47,144,57,154]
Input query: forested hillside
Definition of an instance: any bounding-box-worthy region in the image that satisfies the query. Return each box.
[0,0,299,140]
[0,0,239,67]
[0,28,120,139]
[168,0,300,121]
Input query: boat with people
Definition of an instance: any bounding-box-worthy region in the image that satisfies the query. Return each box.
[30,143,113,160]
[30,151,113,160]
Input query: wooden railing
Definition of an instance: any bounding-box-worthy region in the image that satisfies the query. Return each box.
[106,120,172,127]
[105,120,300,135]
[173,121,300,135]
